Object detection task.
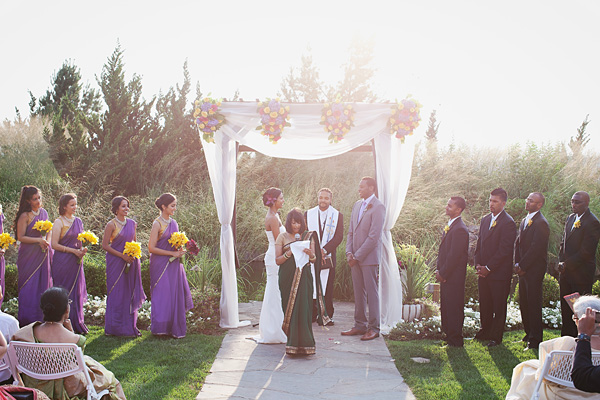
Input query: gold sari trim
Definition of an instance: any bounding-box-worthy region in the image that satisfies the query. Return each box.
[107,263,127,297]
[68,262,82,296]
[19,253,48,291]
[152,260,170,291]
[282,265,303,336]
[286,345,315,355]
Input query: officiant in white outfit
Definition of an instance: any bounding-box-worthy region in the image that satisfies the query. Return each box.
[305,188,344,325]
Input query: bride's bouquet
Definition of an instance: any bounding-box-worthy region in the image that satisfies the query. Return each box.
[33,220,53,237]
[0,233,16,251]
[77,231,99,248]
[168,232,189,262]
[123,241,142,273]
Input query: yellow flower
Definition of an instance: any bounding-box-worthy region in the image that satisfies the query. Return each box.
[270,111,278,118]
[0,233,16,251]
[444,225,449,234]
[397,103,404,110]
[326,110,332,116]
[33,220,53,235]
[334,128,340,133]
[491,220,497,229]
[123,241,142,259]
[168,232,189,250]
[321,116,326,121]
[208,109,215,115]
[201,111,208,118]
[77,231,99,247]
[279,108,285,115]
[193,108,200,118]
[344,110,349,115]
[324,103,330,108]
[199,123,205,129]
[337,122,342,128]
[194,100,200,106]
[264,106,270,113]
[527,219,533,227]
[346,120,351,126]
[574,220,581,229]
[285,106,290,112]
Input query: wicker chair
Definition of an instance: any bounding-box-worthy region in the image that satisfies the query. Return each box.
[7,341,109,400]
[531,349,600,400]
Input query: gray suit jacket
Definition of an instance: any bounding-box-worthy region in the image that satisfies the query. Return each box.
[346,196,386,266]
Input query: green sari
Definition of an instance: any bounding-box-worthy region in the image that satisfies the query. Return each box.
[279,231,329,355]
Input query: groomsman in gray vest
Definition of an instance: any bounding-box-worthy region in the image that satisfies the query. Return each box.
[305,188,344,325]
[342,177,386,341]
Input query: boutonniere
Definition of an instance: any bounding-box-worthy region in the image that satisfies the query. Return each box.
[491,220,497,229]
[366,203,373,211]
[443,225,449,234]
[527,219,533,227]
[574,220,581,229]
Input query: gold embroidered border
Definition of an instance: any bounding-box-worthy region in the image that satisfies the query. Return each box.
[282,266,302,336]
[68,262,83,296]
[152,259,171,291]
[107,262,127,297]
[286,345,315,355]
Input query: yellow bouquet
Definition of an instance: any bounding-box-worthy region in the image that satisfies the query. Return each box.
[123,241,142,273]
[77,231,99,247]
[168,231,189,262]
[33,220,53,236]
[0,233,16,251]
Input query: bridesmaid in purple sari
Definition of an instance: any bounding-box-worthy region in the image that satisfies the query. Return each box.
[102,196,146,336]
[0,204,6,308]
[14,186,53,326]
[148,193,193,338]
[50,193,88,334]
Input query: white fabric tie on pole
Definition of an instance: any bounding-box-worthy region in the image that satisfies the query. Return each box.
[201,102,415,330]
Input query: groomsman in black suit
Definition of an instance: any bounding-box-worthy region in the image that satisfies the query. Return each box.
[474,188,517,347]
[558,191,600,337]
[514,192,550,350]
[436,196,469,347]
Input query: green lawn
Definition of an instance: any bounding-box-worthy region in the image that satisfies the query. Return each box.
[83,327,223,400]
[387,330,561,400]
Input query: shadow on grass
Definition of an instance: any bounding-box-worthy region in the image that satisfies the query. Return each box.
[84,328,223,400]
[447,347,499,399]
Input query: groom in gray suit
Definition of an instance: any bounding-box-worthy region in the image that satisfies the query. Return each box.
[342,176,386,341]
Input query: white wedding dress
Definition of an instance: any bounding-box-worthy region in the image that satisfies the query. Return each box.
[252,225,287,344]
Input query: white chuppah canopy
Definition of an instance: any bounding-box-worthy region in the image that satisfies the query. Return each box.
[200,102,416,334]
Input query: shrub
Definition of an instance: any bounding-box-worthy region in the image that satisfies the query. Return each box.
[464,265,479,303]
[513,273,560,308]
[396,243,436,304]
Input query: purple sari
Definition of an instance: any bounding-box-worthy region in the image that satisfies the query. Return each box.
[17,208,53,326]
[149,219,193,338]
[51,217,88,334]
[105,218,146,336]
[0,213,6,308]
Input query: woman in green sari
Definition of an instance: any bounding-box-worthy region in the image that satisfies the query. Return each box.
[275,208,330,355]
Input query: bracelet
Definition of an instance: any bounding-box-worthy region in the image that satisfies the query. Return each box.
[309,257,316,262]
[284,252,290,259]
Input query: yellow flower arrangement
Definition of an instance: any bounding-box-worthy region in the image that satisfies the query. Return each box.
[123,241,142,259]
[320,99,355,143]
[491,220,497,229]
[33,220,53,236]
[168,231,189,250]
[443,225,449,234]
[77,231,99,247]
[0,233,16,251]
[389,96,422,142]
[527,219,533,227]
[573,220,581,229]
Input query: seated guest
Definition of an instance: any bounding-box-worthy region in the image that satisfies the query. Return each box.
[572,303,600,393]
[12,287,127,400]
[506,295,600,400]
[0,308,19,384]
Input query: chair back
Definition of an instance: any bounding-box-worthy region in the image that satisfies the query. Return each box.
[7,341,85,381]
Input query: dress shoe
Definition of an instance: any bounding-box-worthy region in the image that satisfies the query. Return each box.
[521,334,529,342]
[360,330,380,341]
[487,340,499,348]
[524,343,539,351]
[341,327,366,336]
[326,320,335,326]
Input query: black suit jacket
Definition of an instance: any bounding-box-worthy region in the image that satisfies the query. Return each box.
[304,210,344,268]
[559,209,600,284]
[572,340,600,393]
[514,211,550,277]
[437,217,469,282]
[474,210,517,281]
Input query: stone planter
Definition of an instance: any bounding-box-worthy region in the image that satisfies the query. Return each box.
[402,303,424,322]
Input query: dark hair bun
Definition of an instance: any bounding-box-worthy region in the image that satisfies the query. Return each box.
[155,193,176,211]
[262,187,282,207]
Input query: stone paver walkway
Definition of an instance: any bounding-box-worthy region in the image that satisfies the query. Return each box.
[197,301,415,400]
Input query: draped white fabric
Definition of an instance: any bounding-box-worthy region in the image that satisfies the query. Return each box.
[200,102,415,329]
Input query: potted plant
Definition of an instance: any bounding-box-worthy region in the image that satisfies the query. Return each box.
[396,243,436,322]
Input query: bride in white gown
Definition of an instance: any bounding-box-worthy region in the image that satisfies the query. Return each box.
[253,187,287,344]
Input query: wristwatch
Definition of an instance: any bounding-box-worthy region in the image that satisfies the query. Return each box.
[576,333,591,342]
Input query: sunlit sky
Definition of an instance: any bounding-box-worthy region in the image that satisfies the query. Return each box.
[2,1,599,150]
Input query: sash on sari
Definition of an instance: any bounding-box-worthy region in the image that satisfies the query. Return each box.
[17,208,52,326]
[105,218,146,336]
[149,219,193,338]
[51,217,88,334]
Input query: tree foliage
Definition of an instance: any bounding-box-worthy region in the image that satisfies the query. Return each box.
[425,110,440,142]
[569,114,591,155]
[29,46,205,195]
